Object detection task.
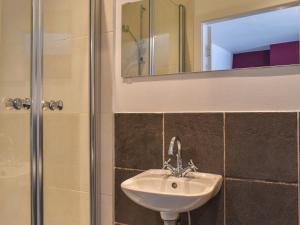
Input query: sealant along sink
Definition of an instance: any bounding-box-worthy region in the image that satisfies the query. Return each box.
[121,169,223,221]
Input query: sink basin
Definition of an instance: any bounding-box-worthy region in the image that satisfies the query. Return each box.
[121,169,223,221]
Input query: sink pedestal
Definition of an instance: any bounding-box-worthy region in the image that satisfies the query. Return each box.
[161,212,179,225]
[163,220,177,225]
[160,212,179,221]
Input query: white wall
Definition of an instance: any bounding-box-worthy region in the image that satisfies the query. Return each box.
[115,64,300,112]
[211,44,233,71]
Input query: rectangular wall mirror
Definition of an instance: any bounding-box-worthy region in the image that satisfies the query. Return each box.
[120,0,300,77]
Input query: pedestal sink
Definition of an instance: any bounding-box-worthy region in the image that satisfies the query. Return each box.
[121,169,223,223]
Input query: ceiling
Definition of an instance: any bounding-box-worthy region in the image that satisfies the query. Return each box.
[210,6,300,53]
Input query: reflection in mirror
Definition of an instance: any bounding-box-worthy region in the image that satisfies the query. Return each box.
[121,0,300,77]
[122,0,150,76]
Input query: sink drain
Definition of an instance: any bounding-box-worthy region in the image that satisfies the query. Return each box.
[171,182,177,189]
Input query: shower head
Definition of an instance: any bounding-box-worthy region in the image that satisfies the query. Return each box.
[122,24,138,43]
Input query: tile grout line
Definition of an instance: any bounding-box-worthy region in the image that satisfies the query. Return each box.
[297,112,299,225]
[116,111,300,114]
[226,177,298,186]
[223,112,226,225]
[115,167,145,172]
[115,222,130,225]
[113,114,116,225]
[162,113,165,166]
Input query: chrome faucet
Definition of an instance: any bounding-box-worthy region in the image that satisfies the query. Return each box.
[163,136,198,177]
[168,136,183,172]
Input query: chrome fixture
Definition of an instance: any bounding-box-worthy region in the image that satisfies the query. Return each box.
[42,100,63,111]
[163,136,198,177]
[122,25,138,43]
[5,98,31,110]
[5,98,64,111]
[179,4,186,73]
[168,136,182,171]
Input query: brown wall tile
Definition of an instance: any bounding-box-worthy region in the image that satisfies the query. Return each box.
[226,179,298,225]
[114,112,300,225]
[226,113,298,183]
[115,114,163,170]
[180,187,224,225]
[115,169,162,225]
[164,113,224,174]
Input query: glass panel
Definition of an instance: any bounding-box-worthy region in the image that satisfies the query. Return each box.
[154,0,180,75]
[0,0,32,225]
[43,1,90,225]
[122,0,150,77]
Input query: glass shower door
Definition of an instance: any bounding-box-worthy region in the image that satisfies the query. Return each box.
[42,1,91,225]
[0,1,92,225]
[0,1,32,225]
[153,0,180,75]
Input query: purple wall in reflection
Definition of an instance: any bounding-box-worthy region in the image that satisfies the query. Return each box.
[270,41,299,66]
[232,41,299,69]
[233,50,270,69]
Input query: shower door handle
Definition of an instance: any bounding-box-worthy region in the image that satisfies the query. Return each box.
[42,100,63,111]
[5,98,31,110]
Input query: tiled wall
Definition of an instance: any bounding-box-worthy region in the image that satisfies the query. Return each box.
[114,113,299,225]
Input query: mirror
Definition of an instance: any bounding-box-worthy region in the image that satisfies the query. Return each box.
[121,0,300,77]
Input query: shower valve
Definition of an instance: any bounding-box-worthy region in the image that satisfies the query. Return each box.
[42,100,64,111]
[5,98,31,110]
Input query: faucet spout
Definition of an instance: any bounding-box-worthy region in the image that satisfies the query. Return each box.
[168,136,183,175]
[168,136,181,157]
[164,137,198,177]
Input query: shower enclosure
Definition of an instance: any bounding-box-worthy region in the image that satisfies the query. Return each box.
[121,0,185,76]
[0,0,96,225]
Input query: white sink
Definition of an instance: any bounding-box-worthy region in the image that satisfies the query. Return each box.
[121,169,223,221]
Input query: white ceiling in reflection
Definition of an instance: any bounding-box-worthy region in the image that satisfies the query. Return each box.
[210,6,300,53]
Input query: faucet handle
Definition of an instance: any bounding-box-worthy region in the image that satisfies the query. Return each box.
[163,158,172,169]
[188,160,198,172]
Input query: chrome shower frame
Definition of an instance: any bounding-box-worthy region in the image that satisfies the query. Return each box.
[30,0,98,225]
[31,1,44,225]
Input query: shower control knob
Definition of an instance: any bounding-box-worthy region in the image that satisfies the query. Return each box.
[56,100,63,110]
[43,100,63,111]
[5,98,31,110]
[23,98,32,110]
[6,98,23,110]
